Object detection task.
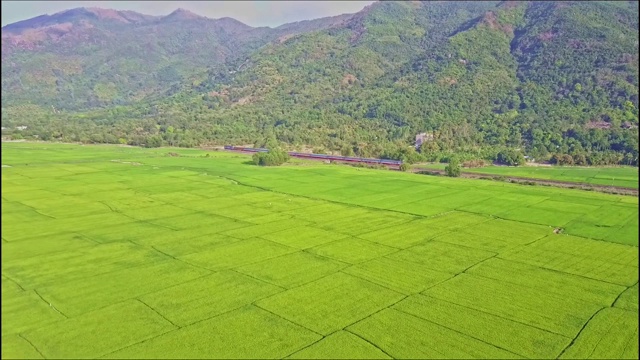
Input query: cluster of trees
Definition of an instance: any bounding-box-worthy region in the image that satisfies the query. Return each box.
[252,148,290,166]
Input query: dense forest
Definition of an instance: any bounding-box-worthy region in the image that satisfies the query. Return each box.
[1,1,638,165]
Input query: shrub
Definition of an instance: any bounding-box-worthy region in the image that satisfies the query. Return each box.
[445,158,461,177]
[252,149,290,166]
[399,163,411,172]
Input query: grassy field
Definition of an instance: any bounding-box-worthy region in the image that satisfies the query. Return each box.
[2,142,638,359]
[416,163,639,189]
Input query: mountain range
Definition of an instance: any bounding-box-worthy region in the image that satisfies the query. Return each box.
[1,1,638,165]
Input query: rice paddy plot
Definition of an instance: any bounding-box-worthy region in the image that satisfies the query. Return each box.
[2,242,168,289]
[431,231,521,253]
[261,225,349,249]
[246,212,296,224]
[79,221,173,243]
[342,256,454,294]
[36,259,210,317]
[179,238,296,271]
[206,204,276,221]
[386,240,496,274]
[220,220,313,240]
[562,220,624,243]
[118,204,194,221]
[570,204,637,228]
[138,271,283,326]
[605,221,640,246]
[315,211,414,237]
[105,305,321,359]
[457,197,524,215]
[529,199,602,214]
[357,219,448,249]
[346,308,520,359]
[255,272,404,335]
[146,212,247,232]
[0,233,95,262]
[387,201,450,217]
[559,308,639,359]
[236,252,348,289]
[21,300,176,359]
[361,195,428,210]
[499,235,639,286]
[466,258,626,306]
[393,295,571,359]
[305,237,399,264]
[251,196,319,213]
[290,206,370,225]
[423,273,605,337]
[135,231,241,258]
[498,207,583,227]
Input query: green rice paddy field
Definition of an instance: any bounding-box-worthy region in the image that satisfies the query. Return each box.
[2,142,639,359]
[417,163,639,189]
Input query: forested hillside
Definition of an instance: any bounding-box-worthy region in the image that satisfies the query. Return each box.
[2,1,638,165]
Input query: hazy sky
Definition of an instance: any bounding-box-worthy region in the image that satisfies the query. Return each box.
[1,1,375,27]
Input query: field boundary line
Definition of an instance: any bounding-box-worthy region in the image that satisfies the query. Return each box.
[418,253,500,293]
[585,308,623,359]
[418,293,572,339]
[136,298,180,328]
[337,269,410,296]
[227,268,288,291]
[180,170,470,222]
[252,303,325,337]
[556,307,607,359]
[2,273,27,291]
[303,239,404,264]
[470,209,637,247]
[620,324,639,358]
[18,334,46,359]
[98,327,179,358]
[33,289,68,318]
[393,306,526,358]
[611,281,639,308]
[344,329,397,359]
[149,245,214,273]
[15,201,57,219]
[401,238,500,255]
[336,293,411,358]
[281,333,329,358]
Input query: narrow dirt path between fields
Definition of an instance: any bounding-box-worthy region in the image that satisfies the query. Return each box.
[411,168,638,196]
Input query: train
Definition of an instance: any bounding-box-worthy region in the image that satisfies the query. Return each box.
[223,145,402,166]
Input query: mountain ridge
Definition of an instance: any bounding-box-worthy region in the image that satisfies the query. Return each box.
[1,1,638,165]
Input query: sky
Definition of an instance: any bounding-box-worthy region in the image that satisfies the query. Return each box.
[1,1,376,27]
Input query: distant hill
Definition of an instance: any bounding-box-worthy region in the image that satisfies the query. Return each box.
[1,1,638,165]
[1,7,352,109]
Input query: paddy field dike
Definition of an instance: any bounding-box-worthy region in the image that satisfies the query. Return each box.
[1,142,638,359]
